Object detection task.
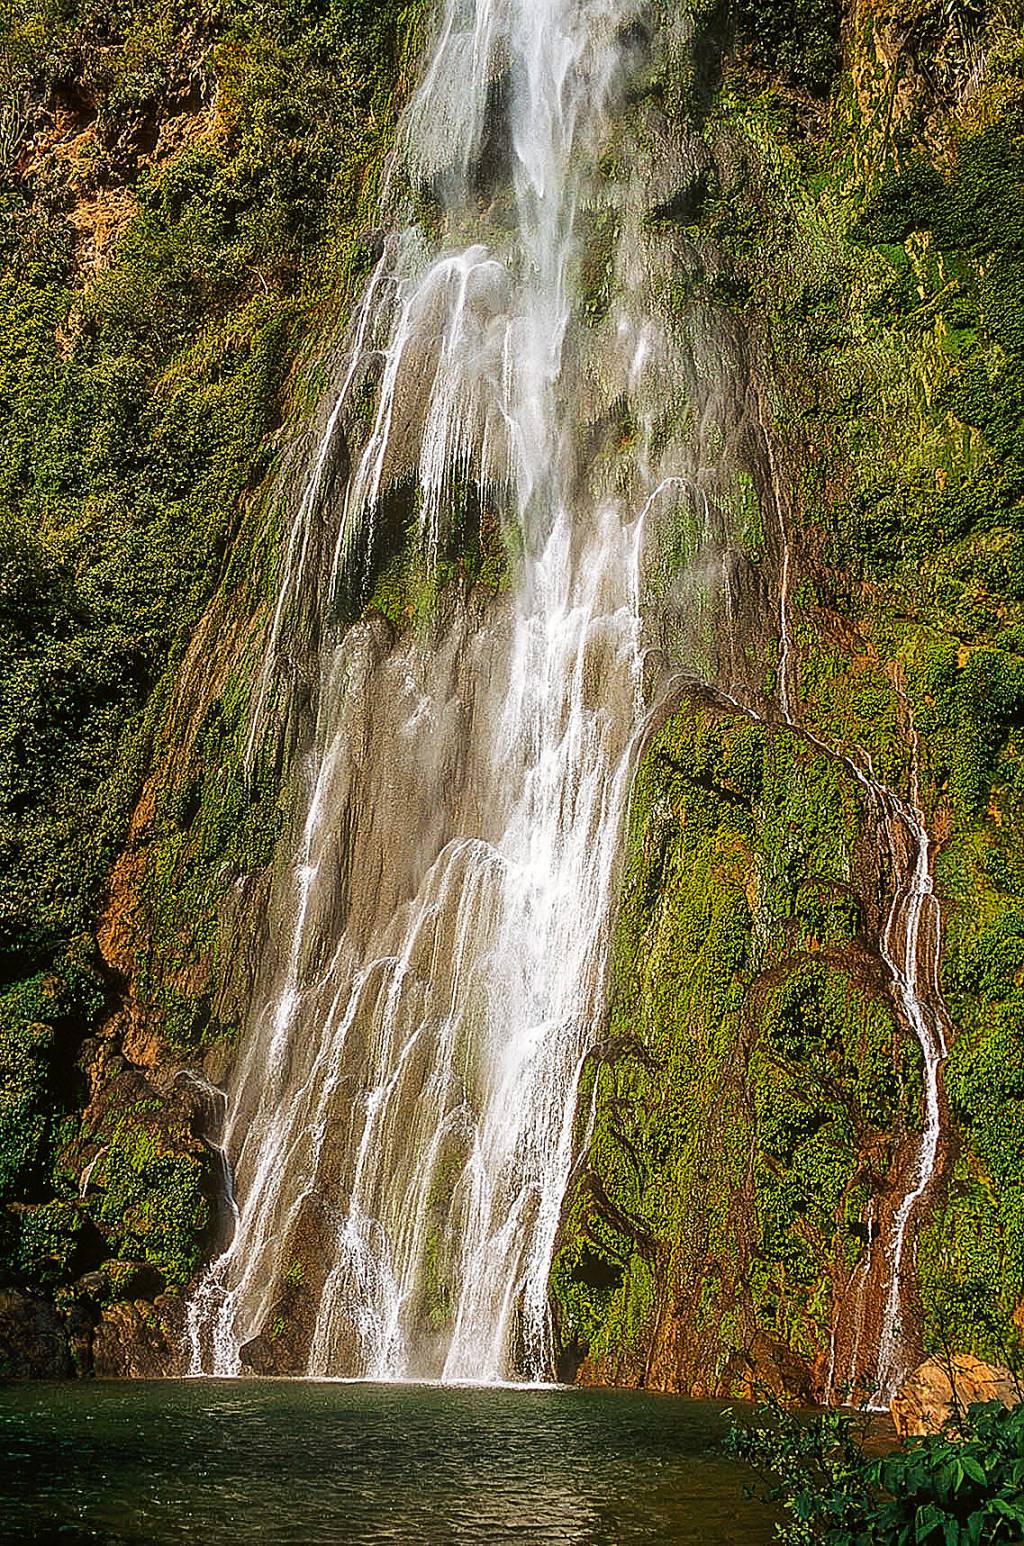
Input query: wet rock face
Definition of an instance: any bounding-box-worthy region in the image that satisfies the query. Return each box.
[91,1297,188,1379]
[551,691,931,1405]
[0,1291,76,1378]
[0,1286,190,1380]
[890,1356,1021,1437]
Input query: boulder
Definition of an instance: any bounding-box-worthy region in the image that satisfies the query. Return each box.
[92,1294,187,1378]
[0,1290,74,1378]
[890,1355,1021,1437]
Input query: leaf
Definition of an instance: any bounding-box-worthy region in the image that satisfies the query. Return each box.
[962,1456,988,1487]
[916,1503,947,1542]
[965,1509,986,1546]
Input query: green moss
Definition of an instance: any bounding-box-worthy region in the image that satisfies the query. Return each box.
[86,1109,211,1288]
[0,0,428,1315]
[578,204,620,326]
[552,704,912,1381]
[362,487,514,636]
[421,1228,454,1334]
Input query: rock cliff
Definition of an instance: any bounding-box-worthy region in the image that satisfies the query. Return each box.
[2,0,1023,1396]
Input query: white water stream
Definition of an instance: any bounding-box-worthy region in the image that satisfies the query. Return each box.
[188,0,657,1383]
[871,725,951,1401]
[769,493,951,1403]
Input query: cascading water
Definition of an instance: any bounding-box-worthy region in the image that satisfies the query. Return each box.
[185,0,951,1400]
[187,0,678,1383]
[870,710,951,1403]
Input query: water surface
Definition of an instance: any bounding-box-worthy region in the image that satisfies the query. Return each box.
[0,1380,773,1544]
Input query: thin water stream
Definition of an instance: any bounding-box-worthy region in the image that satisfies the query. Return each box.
[716,657,951,1402]
[768,498,952,1403]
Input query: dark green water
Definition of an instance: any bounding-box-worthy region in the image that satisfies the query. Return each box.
[0,1379,774,1544]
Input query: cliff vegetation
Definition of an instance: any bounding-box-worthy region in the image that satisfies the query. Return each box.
[0,0,424,1370]
[3,0,1024,1396]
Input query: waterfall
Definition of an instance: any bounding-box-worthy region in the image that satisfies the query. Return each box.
[767,461,952,1405]
[185,0,950,1399]
[871,710,951,1403]
[188,0,667,1383]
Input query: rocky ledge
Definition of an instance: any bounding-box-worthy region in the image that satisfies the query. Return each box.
[891,1356,1022,1437]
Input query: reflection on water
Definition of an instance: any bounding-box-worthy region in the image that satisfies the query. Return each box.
[0,1380,773,1544]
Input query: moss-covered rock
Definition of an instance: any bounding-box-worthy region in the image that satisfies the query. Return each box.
[0,0,428,1371]
[552,0,1024,1395]
[552,700,914,1396]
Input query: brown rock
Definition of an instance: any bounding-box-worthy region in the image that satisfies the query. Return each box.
[92,1295,188,1378]
[891,1355,1021,1437]
[0,1291,74,1378]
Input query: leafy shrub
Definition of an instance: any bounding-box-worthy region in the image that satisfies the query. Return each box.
[0,948,102,1211]
[16,1199,90,1290]
[726,1397,1024,1544]
[730,0,844,96]
[91,1133,209,1288]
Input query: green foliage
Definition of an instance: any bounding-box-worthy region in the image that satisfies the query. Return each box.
[88,1117,209,1287]
[726,1398,879,1543]
[16,1199,89,1290]
[0,0,425,1314]
[0,945,102,1209]
[845,114,1024,582]
[726,1397,1024,1544]
[0,993,59,1210]
[551,705,912,1381]
[730,0,844,97]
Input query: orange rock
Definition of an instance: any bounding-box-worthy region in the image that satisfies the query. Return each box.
[890,1355,1021,1437]
[93,1297,188,1379]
